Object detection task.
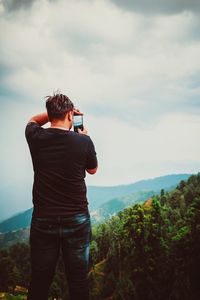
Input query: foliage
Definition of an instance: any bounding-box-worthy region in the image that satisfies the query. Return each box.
[0,173,200,300]
[90,173,200,300]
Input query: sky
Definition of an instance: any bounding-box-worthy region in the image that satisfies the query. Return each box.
[0,0,200,218]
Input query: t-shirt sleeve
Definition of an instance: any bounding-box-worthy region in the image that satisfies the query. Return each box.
[25,122,43,144]
[86,137,98,170]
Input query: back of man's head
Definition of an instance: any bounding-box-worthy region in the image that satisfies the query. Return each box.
[46,92,74,122]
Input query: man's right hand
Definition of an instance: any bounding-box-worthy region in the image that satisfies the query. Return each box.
[78,127,88,135]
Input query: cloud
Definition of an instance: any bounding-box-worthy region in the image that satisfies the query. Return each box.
[2,0,200,15]
[110,0,200,15]
[0,0,200,128]
[0,0,199,192]
[1,0,36,12]
[85,112,200,185]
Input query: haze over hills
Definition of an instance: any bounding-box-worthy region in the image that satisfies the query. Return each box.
[0,179,32,222]
[87,173,191,210]
[0,173,191,222]
[0,173,192,236]
[90,190,155,224]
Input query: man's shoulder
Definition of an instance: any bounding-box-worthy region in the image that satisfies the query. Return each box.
[25,121,44,142]
[26,121,39,127]
[25,121,42,131]
[70,131,91,143]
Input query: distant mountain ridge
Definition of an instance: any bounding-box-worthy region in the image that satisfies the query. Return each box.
[87,173,191,210]
[0,173,192,235]
[90,190,155,224]
[90,181,184,224]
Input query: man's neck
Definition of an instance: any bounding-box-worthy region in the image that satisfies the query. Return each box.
[50,121,70,130]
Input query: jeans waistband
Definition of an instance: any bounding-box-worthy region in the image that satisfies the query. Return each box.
[31,212,90,224]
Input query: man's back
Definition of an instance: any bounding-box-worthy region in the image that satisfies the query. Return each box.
[25,122,97,218]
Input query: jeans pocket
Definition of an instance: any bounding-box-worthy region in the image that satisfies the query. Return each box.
[64,216,92,249]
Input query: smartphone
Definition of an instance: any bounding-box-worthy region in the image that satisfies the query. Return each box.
[73,114,83,133]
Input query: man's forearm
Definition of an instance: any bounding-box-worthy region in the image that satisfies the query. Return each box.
[28,112,49,126]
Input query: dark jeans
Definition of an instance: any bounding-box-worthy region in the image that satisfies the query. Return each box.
[27,212,92,300]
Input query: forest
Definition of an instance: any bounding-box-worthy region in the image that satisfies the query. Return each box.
[0,173,200,299]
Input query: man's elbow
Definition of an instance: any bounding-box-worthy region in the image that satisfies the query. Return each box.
[86,166,98,175]
[27,118,38,124]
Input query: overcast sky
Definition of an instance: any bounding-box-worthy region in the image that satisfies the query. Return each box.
[0,0,200,196]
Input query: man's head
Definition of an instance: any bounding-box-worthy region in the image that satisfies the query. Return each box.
[46,92,74,122]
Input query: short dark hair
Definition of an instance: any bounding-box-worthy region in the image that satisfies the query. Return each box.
[46,92,74,122]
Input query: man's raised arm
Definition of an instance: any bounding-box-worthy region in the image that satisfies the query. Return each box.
[28,112,49,126]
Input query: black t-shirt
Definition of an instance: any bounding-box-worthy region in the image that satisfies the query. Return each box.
[25,122,97,217]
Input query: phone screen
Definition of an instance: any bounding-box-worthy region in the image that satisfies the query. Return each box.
[73,115,83,132]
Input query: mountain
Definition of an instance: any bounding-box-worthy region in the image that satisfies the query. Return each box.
[0,208,32,234]
[87,173,191,210]
[90,179,182,224]
[1,174,199,299]
[91,190,155,224]
[90,173,200,300]
[0,174,192,234]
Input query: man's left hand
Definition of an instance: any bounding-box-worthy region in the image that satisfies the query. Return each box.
[73,108,83,115]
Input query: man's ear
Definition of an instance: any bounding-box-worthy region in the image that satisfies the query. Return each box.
[67,111,73,122]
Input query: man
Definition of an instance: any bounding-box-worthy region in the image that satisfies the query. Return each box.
[25,92,98,300]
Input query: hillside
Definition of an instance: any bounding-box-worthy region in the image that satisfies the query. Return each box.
[90,173,200,299]
[0,191,154,248]
[0,209,32,234]
[0,173,199,299]
[0,174,191,234]
[87,173,191,210]
[91,190,155,224]
[0,227,30,249]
